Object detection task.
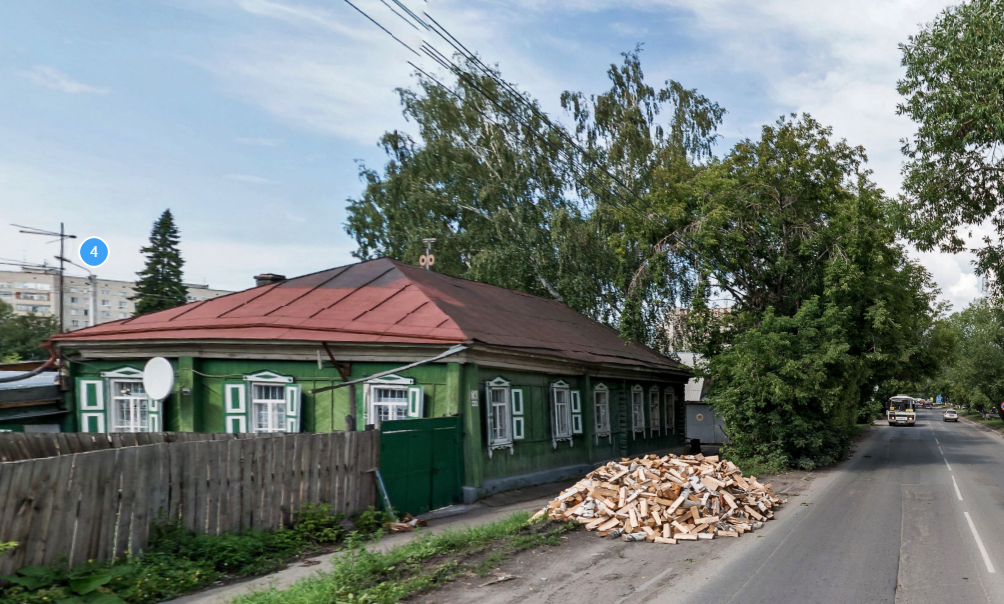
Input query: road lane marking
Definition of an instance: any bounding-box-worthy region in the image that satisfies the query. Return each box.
[945,458,953,471]
[939,446,944,455]
[952,476,963,500]
[964,512,996,574]
[936,438,940,444]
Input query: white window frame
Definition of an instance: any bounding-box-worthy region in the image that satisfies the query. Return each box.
[109,379,151,433]
[594,383,611,440]
[250,382,287,433]
[631,385,645,437]
[649,386,661,437]
[486,377,513,456]
[372,386,409,423]
[551,380,573,448]
[243,371,293,433]
[363,374,414,426]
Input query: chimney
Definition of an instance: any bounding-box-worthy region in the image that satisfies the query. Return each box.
[254,273,287,287]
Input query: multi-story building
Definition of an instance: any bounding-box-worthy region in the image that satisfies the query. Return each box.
[0,267,231,330]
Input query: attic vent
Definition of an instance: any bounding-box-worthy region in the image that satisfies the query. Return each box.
[254,273,287,287]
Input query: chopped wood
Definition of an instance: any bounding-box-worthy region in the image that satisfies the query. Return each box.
[535,454,786,547]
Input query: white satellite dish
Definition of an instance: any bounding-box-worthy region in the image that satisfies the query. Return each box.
[143,357,175,401]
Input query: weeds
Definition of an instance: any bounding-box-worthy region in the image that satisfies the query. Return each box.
[232,512,575,604]
[0,504,387,604]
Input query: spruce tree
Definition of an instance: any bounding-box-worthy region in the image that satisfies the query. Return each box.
[132,209,187,315]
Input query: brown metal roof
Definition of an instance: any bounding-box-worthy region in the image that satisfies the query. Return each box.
[50,258,682,372]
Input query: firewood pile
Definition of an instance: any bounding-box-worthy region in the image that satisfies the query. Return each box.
[531,453,786,544]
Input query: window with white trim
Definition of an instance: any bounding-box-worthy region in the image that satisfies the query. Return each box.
[251,383,287,433]
[631,386,645,433]
[489,384,511,445]
[373,387,408,422]
[594,385,611,435]
[363,374,422,425]
[110,380,150,433]
[552,382,572,440]
[649,387,661,435]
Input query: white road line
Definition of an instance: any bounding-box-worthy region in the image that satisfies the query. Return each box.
[965,512,996,574]
[952,476,963,500]
[936,438,940,444]
[939,446,944,455]
[945,458,953,471]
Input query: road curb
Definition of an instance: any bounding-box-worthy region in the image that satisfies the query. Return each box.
[957,414,1004,437]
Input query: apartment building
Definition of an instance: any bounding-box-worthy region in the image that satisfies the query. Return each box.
[0,267,231,330]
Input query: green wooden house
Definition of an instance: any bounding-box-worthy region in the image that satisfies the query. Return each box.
[49,258,691,506]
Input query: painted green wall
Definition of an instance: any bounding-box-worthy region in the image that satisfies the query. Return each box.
[67,357,454,433]
[65,356,686,493]
[470,368,686,485]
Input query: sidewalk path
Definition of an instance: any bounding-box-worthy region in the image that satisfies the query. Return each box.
[164,481,574,604]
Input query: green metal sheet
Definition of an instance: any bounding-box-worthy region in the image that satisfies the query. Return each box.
[380,416,462,516]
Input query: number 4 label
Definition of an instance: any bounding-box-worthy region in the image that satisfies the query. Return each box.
[79,237,109,268]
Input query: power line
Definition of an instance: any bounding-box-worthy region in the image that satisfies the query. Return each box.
[337,0,664,231]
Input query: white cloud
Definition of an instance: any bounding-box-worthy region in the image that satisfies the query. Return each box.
[17,65,110,95]
[235,137,282,146]
[224,173,279,185]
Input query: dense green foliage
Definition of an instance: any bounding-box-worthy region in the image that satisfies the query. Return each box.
[680,117,948,470]
[897,0,1004,293]
[937,300,1004,420]
[346,50,721,344]
[0,505,388,604]
[347,52,946,471]
[132,210,187,316]
[0,302,58,361]
[232,512,573,604]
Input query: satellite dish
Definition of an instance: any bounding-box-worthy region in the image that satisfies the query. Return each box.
[143,357,175,400]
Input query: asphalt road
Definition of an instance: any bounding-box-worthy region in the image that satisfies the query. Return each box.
[670,410,1004,604]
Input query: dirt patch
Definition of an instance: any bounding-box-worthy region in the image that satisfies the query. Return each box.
[421,468,820,604]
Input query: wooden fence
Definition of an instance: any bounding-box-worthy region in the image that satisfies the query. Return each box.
[0,431,379,575]
[0,432,271,463]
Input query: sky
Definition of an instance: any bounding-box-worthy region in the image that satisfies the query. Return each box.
[0,0,979,309]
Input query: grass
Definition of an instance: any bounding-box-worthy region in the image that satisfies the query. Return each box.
[0,505,392,604]
[956,409,1004,431]
[232,512,576,604]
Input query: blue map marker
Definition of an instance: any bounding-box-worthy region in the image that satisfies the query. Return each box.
[79,237,109,267]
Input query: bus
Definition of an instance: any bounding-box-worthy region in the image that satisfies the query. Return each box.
[888,395,917,426]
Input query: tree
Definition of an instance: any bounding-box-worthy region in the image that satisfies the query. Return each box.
[0,302,59,361]
[132,210,187,315]
[674,115,948,470]
[939,300,1004,420]
[346,50,723,344]
[898,0,1004,292]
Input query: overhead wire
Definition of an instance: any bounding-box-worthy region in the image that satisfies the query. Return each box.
[336,0,664,231]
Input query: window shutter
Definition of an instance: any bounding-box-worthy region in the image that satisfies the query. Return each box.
[549,386,557,448]
[665,389,675,430]
[513,416,525,440]
[407,385,424,418]
[285,384,302,432]
[148,395,161,432]
[77,378,106,433]
[511,389,524,416]
[571,390,582,434]
[511,388,524,440]
[224,382,248,433]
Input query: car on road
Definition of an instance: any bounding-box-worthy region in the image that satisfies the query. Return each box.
[944,409,959,422]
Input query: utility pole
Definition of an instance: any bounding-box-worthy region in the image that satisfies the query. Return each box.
[55,256,98,330]
[13,223,77,332]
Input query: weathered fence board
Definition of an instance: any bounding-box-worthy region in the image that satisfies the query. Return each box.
[0,432,286,463]
[0,431,379,574]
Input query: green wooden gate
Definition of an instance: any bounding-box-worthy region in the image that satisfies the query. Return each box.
[379,416,463,516]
